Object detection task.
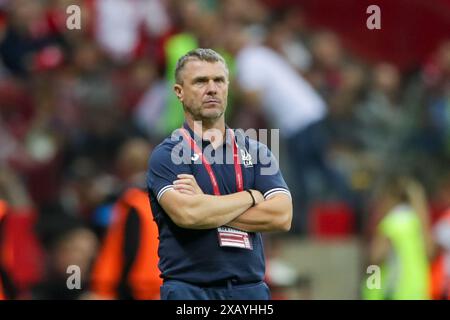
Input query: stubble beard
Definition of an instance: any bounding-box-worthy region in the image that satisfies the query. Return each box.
[184,103,225,125]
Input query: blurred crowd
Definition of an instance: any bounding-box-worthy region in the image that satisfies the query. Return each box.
[0,0,449,299]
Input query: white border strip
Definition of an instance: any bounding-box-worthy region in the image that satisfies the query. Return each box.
[220,241,247,248]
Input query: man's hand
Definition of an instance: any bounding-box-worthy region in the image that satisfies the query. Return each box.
[173,174,264,205]
[249,189,264,205]
[227,193,293,232]
[173,174,204,195]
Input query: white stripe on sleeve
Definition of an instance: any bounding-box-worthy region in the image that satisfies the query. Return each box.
[263,188,291,199]
[157,185,174,201]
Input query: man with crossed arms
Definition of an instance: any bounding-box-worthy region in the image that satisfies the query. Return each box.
[147,48,292,300]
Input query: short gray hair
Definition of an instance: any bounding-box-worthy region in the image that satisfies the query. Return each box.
[175,48,228,84]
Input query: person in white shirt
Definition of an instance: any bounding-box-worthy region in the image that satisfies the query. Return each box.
[224,25,353,233]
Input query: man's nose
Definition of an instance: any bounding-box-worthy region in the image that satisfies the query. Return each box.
[206,80,218,94]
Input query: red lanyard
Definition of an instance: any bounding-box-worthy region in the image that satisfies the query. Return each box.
[180,128,243,195]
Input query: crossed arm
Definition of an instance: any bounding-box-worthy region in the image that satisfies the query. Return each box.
[158,174,292,232]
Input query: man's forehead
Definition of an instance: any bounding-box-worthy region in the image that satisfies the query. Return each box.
[183,59,228,77]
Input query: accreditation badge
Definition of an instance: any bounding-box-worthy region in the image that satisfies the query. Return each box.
[217,227,253,250]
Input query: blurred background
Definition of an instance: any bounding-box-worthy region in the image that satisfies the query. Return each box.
[0,0,449,300]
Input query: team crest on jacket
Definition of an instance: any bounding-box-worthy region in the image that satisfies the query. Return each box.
[240,149,253,168]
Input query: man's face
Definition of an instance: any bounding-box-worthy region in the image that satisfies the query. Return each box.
[174,59,229,122]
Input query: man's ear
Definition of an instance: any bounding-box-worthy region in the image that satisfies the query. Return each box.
[173,84,183,101]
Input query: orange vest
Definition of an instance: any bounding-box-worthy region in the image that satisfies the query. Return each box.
[431,254,450,299]
[0,200,6,222]
[90,188,161,299]
[0,200,8,300]
[430,210,450,300]
[0,278,4,300]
